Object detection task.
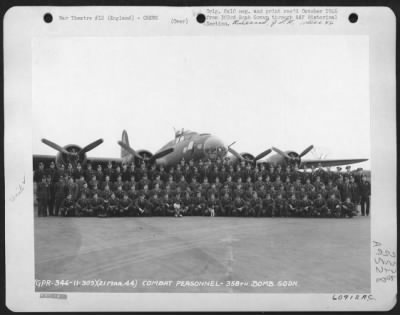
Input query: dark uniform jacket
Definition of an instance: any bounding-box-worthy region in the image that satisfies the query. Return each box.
[108,197,119,208]
[76,198,90,209]
[79,187,92,198]
[34,169,46,183]
[249,197,262,209]
[342,201,355,212]
[207,199,218,208]
[120,198,133,209]
[128,190,139,201]
[90,197,104,207]
[233,198,246,209]
[262,198,274,209]
[62,198,75,208]
[313,198,326,209]
[359,181,371,197]
[37,182,49,201]
[54,182,66,199]
[349,182,360,202]
[275,198,286,208]
[327,198,341,210]
[135,198,149,210]
[192,196,206,207]
[220,196,232,208]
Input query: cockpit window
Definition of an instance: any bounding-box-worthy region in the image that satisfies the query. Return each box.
[175,136,184,144]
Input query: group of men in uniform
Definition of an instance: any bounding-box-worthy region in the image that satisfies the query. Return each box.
[34,158,371,219]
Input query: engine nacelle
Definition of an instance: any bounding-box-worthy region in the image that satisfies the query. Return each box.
[136,150,153,162]
[240,152,255,161]
[55,144,87,167]
[228,152,256,164]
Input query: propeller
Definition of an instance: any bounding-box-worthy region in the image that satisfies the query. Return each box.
[42,138,104,165]
[150,148,174,162]
[299,145,314,157]
[79,139,104,155]
[41,139,70,155]
[228,143,272,163]
[228,147,244,161]
[272,147,291,159]
[117,141,143,159]
[272,145,314,164]
[254,148,272,161]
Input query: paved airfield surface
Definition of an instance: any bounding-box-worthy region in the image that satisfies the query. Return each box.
[35,216,370,293]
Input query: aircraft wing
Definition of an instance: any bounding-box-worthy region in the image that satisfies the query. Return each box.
[300,158,368,168]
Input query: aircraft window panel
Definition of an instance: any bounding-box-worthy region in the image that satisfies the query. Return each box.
[188,141,194,150]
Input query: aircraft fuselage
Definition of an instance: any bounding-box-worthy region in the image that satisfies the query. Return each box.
[154,131,227,167]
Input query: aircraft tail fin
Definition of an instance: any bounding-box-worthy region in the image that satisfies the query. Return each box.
[121,130,130,158]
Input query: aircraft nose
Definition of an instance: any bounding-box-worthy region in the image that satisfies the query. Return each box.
[204,136,227,160]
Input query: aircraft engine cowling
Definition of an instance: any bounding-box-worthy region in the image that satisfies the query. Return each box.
[136,150,153,161]
[240,152,255,161]
[286,151,301,165]
[55,144,87,167]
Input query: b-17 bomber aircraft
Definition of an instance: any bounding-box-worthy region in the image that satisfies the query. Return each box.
[33,129,368,169]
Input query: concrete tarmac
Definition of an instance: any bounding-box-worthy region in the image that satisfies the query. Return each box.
[35,216,370,293]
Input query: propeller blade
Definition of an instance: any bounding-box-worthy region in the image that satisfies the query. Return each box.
[41,139,69,154]
[228,147,244,161]
[254,148,272,161]
[117,141,142,159]
[299,145,314,157]
[272,147,291,159]
[78,139,104,155]
[150,148,174,162]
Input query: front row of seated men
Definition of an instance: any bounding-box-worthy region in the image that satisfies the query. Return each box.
[59,191,357,218]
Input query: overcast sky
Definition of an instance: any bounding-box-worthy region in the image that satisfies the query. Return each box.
[33,35,370,168]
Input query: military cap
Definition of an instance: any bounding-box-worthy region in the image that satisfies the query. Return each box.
[336,166,342,171]
[346,165,351,170]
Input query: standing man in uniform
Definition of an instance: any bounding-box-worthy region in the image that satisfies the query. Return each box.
[262,193,275,217]
[46,174,56,215]
[37,176,49,217]
[249,192,262,217]
[359,175,371,216]
[54,177,66,216]
[220,192,233,216]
